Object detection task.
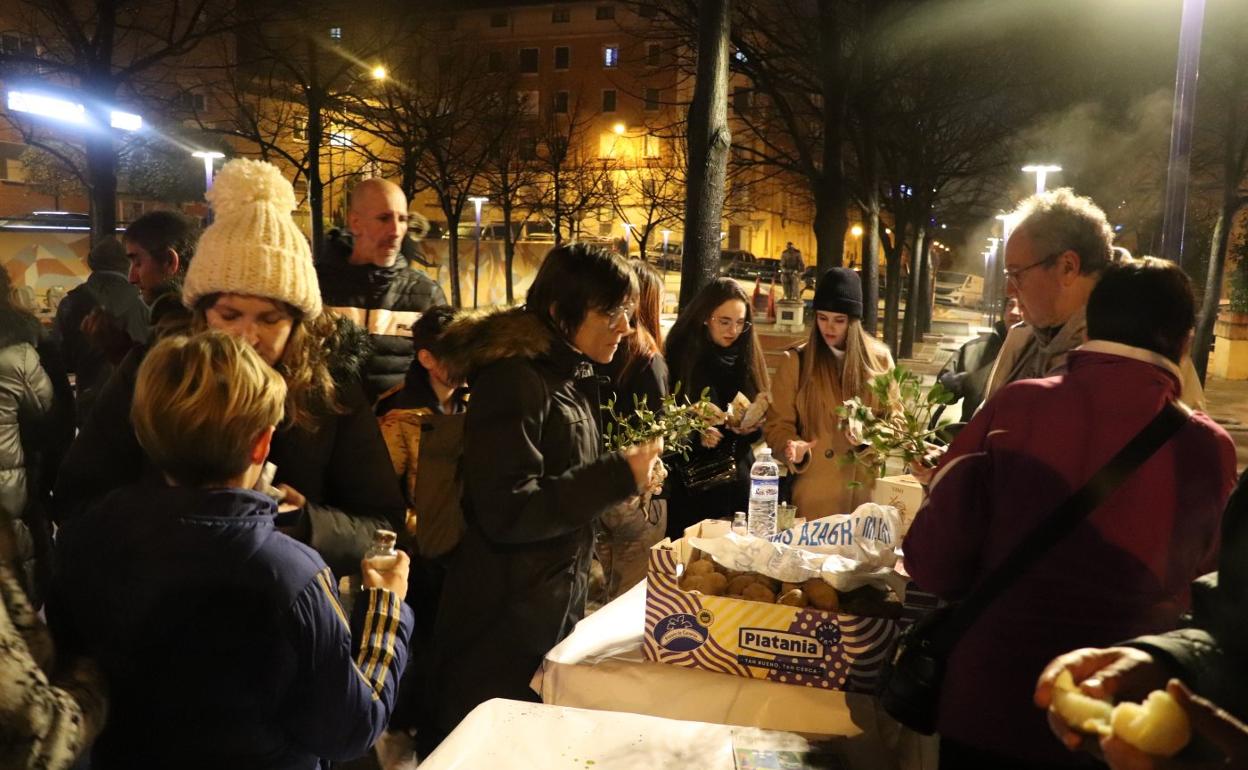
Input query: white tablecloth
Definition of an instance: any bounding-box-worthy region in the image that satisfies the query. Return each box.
[532,580,937,770]
[420,698,822,770]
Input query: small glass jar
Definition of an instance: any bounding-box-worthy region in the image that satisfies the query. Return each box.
[364,529,399,572]
[731,511,749,536]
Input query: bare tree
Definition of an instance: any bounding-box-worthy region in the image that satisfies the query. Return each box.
[0,0,243,243]
[524,93,613,248]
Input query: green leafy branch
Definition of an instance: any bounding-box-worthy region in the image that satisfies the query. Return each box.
[835,366,955,479]
[603,384,717,458]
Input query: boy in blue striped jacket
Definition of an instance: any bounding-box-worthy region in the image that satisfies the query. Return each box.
[49,332,414,770]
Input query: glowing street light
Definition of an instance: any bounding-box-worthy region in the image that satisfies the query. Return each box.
[469,195,489,308]
[621,222,634,257]
[1021,164,1061,195]
[371,65,387,80]
[7,89,142,132]
[612,122,627,135]
[191,151,225,193]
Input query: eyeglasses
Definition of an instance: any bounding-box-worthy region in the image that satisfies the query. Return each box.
[604,303,636,328]
[710,316,751,332]
[1003,253,1059,285]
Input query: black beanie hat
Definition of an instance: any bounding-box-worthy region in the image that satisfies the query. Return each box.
[813,267,863,317]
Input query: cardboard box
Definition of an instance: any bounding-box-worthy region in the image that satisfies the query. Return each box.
[871,475,925,537]
[642,521,912,694]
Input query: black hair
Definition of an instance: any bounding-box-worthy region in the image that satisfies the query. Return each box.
[412,305,457,356]
[1086,257,1194,364]
[525,243,637,338]
[124,210,199,274]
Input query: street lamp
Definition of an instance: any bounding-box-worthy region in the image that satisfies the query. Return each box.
[622,222,633,257]
[1021,164,1061,195]
[469,195,489,308]
[661,229,671,272]
[371,65,387,81]
[191,151,225,194]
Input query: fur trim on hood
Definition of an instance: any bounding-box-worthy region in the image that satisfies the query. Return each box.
[437,307,552,382]
[323,311,374,384]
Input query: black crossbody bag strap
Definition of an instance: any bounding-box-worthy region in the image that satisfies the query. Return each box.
[931,400,1190,650]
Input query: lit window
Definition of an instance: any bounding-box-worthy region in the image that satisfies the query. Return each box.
[329,27,342,40]
[603,45,619,68]
[734,49,747,63]
[596,5,615,20]
[602,89,616,112]
[554,46,570,70]
[517,91,539,116]
[644,135,661,158]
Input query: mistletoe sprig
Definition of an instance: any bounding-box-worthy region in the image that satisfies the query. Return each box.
[603,385,718,458]
[836,366,954,478]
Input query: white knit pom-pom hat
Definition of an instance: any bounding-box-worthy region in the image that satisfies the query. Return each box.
[183,158,322,318]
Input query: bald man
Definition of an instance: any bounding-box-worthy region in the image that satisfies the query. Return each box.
[318,179,448,401]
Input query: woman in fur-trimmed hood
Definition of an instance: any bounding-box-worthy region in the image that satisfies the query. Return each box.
[53,160,403,577]
[418,243,662,756]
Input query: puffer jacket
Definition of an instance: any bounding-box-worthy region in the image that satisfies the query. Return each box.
[317,237,448,401]
[0,320,53,525]
[421,308,637,740]
[51,319,405,578]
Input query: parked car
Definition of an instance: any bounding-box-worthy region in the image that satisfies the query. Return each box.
[719,249,777,281]
[934,270,985,308]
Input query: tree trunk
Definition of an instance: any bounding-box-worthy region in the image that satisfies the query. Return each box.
[306,40,325,258]
[502,196,516,305]
[861,193,881,335]
[900,227,926,359]
[811,179,847,274]
[679,0,732,310]
[1193,202,1235,381]
[445,209,462,308]
[917,228,933,335]
[85,128,117,245]
[883,229,903,357]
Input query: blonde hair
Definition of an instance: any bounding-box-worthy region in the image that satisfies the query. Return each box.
[132,332,286,487]
[797,319,890,436]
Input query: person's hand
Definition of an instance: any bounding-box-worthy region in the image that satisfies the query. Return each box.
[275,483,306,513]
[784,439,817,465]
[1036,647,1166,753]
[908,443,947,485]
[700,427,723,449]
[362,549,410,601]
[1100,680,1248,770]
[624,438,664,493]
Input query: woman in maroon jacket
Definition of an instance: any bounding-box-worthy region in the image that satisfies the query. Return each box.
[903,259,1237,769]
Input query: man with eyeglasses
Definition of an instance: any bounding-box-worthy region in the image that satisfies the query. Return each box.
[983,188,1204,408]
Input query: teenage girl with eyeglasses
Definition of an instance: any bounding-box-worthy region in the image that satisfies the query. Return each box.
[663,277,771,538]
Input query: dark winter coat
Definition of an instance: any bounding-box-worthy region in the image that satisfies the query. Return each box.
[664,340,761,537]
[49,485,413,770]
[422,308,637,738]
[904,342,1237,765]
[317,236,448,401]
[1127,473,1248,723]
[51,320,405,577]
[54,271,148,422]
[0,316,52,527]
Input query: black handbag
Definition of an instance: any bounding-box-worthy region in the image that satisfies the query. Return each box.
[879,401,1190,735]
[676,450,738,492]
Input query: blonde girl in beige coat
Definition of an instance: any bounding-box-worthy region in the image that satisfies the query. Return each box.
[764,268,893,519]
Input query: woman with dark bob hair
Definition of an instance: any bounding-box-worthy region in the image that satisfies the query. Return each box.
[53,160,404,577]
[663,277,771,537]
[419,243,663,753]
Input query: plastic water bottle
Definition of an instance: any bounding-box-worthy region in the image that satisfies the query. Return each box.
[748,447,780,537]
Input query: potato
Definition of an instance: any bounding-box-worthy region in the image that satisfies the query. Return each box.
[1110,690,1191,758]
[781,582,802,595]
[741,583,776,604]
[727,574,760,596]
[1051,669,1113,734]
[681,575,708,594]
[804,580,839,611]
[778,588,808,607]
[685,559,715,578]
[701,572,728,596]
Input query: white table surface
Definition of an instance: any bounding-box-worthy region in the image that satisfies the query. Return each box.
[419,698,822,770]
